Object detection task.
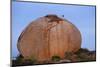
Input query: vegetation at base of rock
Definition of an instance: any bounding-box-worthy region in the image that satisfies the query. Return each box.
[75,48,96,61]
[12,48,96,66]
[64,48,96,62]
[12,54,37,66]
[51,55,61,62]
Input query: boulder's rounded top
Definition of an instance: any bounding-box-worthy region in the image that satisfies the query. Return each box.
[44,14,63,22]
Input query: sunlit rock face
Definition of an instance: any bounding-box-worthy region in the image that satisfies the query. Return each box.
[17,15,81,61]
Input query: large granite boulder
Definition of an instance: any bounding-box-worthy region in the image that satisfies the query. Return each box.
[17,15,81,61]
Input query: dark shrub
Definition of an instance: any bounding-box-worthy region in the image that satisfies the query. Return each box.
[51,56,61,62]
[12,54,37,66]
[75,48,89,54]
[65,52,74,59]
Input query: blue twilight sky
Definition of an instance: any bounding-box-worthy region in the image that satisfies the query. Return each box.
[12,1,96,58]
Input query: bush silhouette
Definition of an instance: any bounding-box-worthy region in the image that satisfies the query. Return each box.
[51,55,61,62]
